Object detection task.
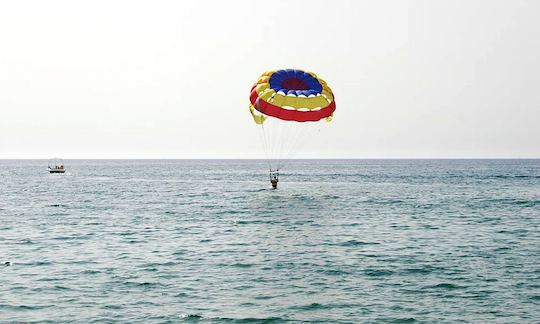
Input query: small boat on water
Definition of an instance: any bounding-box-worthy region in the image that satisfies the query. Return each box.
[48,158,66,173]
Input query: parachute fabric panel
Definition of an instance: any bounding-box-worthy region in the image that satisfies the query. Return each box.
[249,104,266,125]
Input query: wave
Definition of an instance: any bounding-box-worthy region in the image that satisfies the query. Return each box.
[364,269,394,277]
[337,240,380,247]
[424,283,464,290]
[472,198,540,207]
[288,302,360,311]
[178,314,290,323]
[0,304,54,311]
[490,175,540,179]
[209,316,288,323]
[388,318,417,323]
[402,266,441,275]
[317,268,352,276]
[215,262,255,269]
[47,203,69,208]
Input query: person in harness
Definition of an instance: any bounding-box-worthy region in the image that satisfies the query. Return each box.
[270,170,279,189]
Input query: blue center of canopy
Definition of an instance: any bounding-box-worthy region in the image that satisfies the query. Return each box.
[269,69,323,97]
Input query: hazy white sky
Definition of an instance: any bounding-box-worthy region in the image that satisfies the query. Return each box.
[1,0,539,158]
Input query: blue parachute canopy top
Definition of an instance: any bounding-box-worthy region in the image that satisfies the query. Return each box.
[268,69,323,97]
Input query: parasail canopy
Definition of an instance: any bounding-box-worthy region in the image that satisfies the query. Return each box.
[249,69,336,124]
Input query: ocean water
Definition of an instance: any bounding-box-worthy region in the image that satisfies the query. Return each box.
[0,159,539,323]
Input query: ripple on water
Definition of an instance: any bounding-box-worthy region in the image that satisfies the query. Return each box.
[424,283,465,290]
[0,304,54,311]
[337,239,380,246]
[364,268,394,277]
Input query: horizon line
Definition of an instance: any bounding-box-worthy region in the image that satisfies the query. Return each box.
[1,157,539,160]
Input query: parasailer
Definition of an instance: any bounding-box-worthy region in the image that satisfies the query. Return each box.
[248,69,336,188]
[270,170,279,189]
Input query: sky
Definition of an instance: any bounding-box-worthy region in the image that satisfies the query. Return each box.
[0,0,539,159]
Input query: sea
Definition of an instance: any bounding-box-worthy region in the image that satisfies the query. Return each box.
[0,159,539,323]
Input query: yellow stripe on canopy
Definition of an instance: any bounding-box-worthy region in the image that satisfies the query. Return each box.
[249,104,266,124]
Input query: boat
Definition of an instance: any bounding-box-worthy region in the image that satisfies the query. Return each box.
[48,158,66,173]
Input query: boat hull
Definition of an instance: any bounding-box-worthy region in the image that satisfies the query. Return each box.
[49,169,66,173]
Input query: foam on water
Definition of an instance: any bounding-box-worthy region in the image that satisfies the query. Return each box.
[0,159,539,322]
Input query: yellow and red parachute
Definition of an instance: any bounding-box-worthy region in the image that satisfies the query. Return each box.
[249,69,335,124]
[248,69,335,170]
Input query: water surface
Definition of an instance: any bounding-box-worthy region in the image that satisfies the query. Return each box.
[1,159,539,322]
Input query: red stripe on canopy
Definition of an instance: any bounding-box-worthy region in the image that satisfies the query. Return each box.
[250,90,335,122]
